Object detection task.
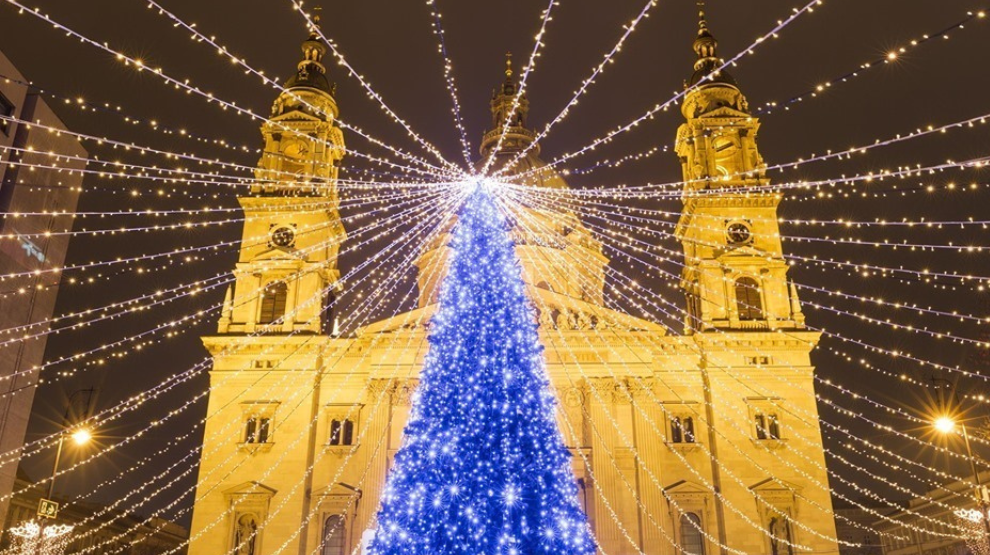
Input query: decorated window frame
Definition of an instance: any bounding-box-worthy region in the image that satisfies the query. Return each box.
[746,397,786,446]
[239,401,280,452]
[325,403,362,450]
[663,402,703,450]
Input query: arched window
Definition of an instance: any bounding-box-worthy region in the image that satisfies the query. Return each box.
[680,512,705,555]
[329,419,354,446]
[259,282,288,324]
[322,515,346,555]
[735,277,763,320]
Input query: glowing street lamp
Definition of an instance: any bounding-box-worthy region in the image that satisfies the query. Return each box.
[934,415,956,434]
[934,415,990,542]
[31,388,97,555]
[69,428,92,446]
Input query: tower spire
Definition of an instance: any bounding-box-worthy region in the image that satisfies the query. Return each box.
[685,2,737,90]
[480,53,536,157]
[310,6,323,37]
[283,5,335,96]
[692,1,718,67]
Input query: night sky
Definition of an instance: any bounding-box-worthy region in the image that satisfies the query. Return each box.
[1,0,989,526]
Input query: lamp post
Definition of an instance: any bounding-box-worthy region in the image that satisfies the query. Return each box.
[33,388,96,555]
[934,416,990,542]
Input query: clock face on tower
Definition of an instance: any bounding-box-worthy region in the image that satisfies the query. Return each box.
[281,140,310,176]
[726,221,752,245]
[270,226,296,249]
[283,140,310,160]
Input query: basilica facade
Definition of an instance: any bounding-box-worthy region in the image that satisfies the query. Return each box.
[187,13,839,555]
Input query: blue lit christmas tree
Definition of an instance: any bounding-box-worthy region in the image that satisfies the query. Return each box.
[368,187,596,555]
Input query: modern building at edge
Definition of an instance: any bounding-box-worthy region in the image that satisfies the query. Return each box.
[0,49,86,525]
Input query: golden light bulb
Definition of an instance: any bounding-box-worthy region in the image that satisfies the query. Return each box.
[71,428,92,446]
[933,416,956,434]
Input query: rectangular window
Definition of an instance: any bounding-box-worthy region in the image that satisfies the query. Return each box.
[671,416,698,443]
[328,419,354,446]
[767,414,780,440]
[0,91,14,135]
[245,417,271,444]
[683,417,696,443]
[746,356,771,365]
[755,413,781,440]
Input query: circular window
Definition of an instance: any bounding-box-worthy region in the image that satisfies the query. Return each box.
[271,226,296,248]
[726,222,752,245]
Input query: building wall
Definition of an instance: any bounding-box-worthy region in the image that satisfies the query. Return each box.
[835,506,884,555]
[0,49,86,526]
[875,472,990,555]
[188,321,839,555]
[187,27,839,555]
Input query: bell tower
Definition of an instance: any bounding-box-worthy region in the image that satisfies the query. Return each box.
[674,8,804,333]
[218,13,346,335]
[189,16,349,555]
[479,53,539,159]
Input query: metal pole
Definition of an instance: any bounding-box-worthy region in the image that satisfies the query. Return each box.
[47,433,64,501]
[35,433,64,555]
[962,424,990,542]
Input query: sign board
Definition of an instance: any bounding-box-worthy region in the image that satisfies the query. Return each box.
[37,498,59,519]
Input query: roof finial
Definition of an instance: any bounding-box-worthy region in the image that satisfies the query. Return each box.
[310,6,323,35]
[505,52,513,78]
[692,1,718,61]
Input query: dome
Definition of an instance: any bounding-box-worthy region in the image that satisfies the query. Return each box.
[285,69,334,95]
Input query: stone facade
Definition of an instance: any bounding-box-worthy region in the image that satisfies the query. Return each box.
[188,14,839,555]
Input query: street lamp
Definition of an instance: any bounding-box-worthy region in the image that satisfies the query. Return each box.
[934,415,990,542]
[32,388,97,555]
[934,416,956,434]
[69,428,91,446]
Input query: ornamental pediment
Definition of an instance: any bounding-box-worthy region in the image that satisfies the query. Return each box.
[250,247,305,263]
[664,479,709,496]
[223,481,277,498]
[698,105,751,120]
[715,244,767,259]
[749,477,801,495]
[269,108,325,124]
[311,483,362,499]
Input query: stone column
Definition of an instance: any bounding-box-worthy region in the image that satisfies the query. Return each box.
[586,378,626,554]
[631,378,666,554]
[351,378,394,547]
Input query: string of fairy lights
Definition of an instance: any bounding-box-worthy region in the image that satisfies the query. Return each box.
[0,0,988,554]
[40,189,467,555]
[494,187,978,542]
[0,187,458,472]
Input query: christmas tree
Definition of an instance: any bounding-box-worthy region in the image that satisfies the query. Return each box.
[368,187,596,554]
